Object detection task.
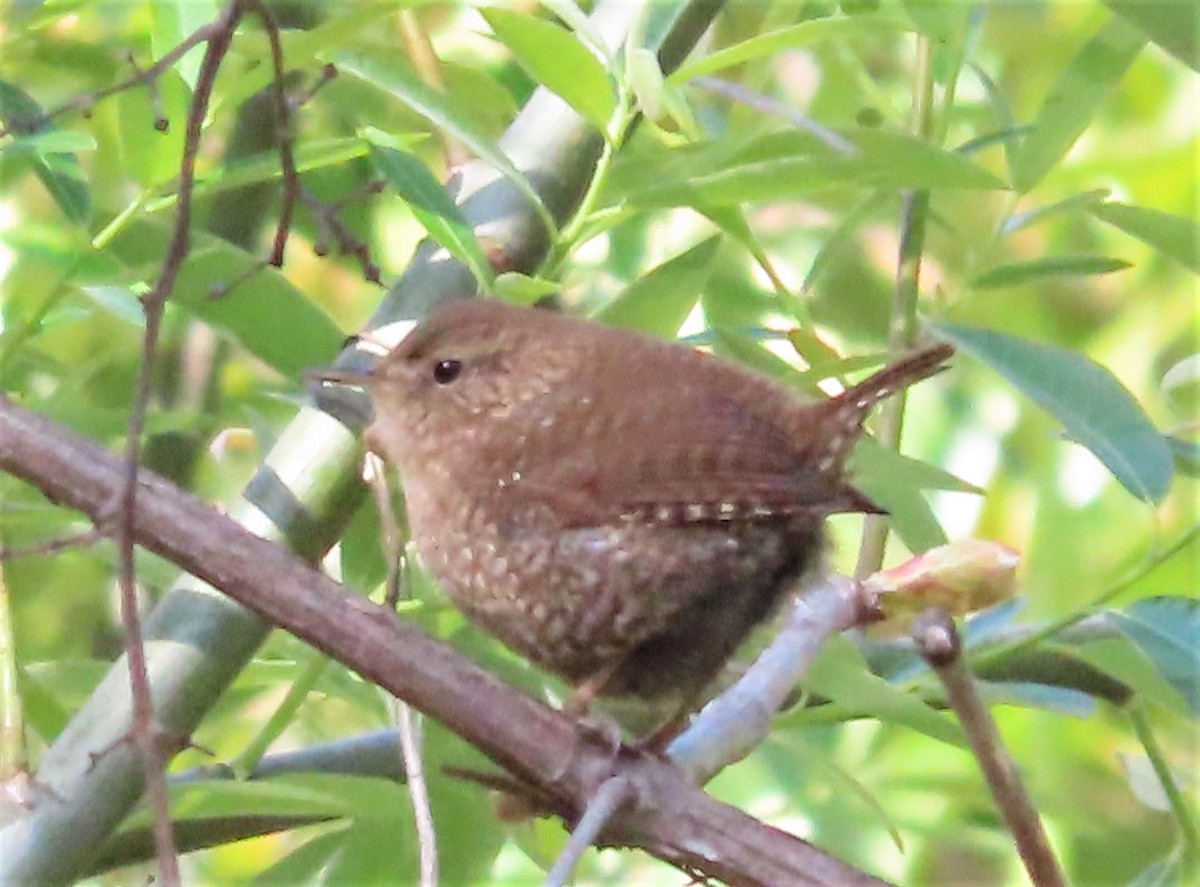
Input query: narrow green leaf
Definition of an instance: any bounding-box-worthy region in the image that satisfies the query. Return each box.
[1011,18,1145,192]
[668,13,909,84]
[695,204,785,296]
[367,142,493,287]
[1110,597,1200,714]
[966,62,1021,177]
[492,272,560,305]
[1091,202,1200,274]
[100,218,344,376]
[975,680,1097,718]
[115,76,188,188]
[1,129,97,154]
[1101,0,1200,72]
[802,637,967,747]
[854,437,984,494]
[851,442,949,553]
[150,0,216,89]
[1001,189,1111,235]
[618,129,1004,208]
[146,138,374,213]
[31,152,91,225]
[481,7,615,130]
[0,80,92,224]
[971,255,1131,289]
[937,324,1174,502]
[335,47,556,237]
[598,235,720,335]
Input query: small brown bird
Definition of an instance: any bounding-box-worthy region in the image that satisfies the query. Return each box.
[319,298,952,718]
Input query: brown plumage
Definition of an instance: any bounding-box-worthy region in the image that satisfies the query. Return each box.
[323,298,953,709]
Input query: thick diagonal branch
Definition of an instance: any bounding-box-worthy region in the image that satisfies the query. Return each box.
[0,397,885,887]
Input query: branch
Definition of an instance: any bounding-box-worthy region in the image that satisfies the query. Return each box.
[0,396,887,887]
[0,2,729,882]
[914,609,1066,887]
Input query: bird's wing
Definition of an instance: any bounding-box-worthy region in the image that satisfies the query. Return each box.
[514,383,878,529]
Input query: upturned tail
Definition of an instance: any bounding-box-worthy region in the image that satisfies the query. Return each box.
[806,341,955,488]
[839,342,955,417]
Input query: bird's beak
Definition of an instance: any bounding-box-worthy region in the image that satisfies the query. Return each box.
[304,366,374,389]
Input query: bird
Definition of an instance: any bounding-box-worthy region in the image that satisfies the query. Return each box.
[315,297,953,725]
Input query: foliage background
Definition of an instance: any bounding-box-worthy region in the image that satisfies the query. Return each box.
[0,0,1196,884]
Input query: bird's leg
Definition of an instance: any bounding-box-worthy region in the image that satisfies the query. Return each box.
[563,662,626,752]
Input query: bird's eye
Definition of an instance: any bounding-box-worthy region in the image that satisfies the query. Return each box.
[432,358,463,385]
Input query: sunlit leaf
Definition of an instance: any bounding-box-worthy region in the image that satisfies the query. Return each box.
[335,47,556,237]
[801,637,967,747]
[1001,189,1111,235]
[971,255,1130,289]
[1091,202,1200,274]
[1101,0,1200,72]
[852,443,948,553]
[669,13,909,84]
[1109,596,1200,714]
[481,7,615,130]
[0,80,91,224]
[612,128,1004,209]
[938,324,1174,503]
[598,235,720,335]
[149,0,215,89]
[1011,18,1145,191]
[367,140,493,287]
[100,218,343,376]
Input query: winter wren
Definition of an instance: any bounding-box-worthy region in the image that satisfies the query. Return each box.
[323,298,953,710]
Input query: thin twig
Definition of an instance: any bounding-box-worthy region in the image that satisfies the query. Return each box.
[0,394,891,887]
[691,76,857,155]
[544,776,636,887]
[395,699,438,887]
[244,0,301,270]
[0,22,224,139]
[113,3,245,884]
[368,451,438,884]
[913,608,1067,887]
[668,575,880,785]
[855,30,938,580]
[0,528,103,562]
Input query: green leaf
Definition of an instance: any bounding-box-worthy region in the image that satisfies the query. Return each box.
[492,272,560,304]
[0,80,92,224]
[150,0,216,89]
[1001,189,1111,235]
[1100,0,1200,72]
[101,218,344,376]
[1109,597,1200,714]
[976,680,1097,718]
[937,324,1174,503]
[1091,202,1200,274]
[851,441,949,553]
[334,47,556,238]
[695,204,787,297]
[367,141,493,287]
[613,128,1004,209]
[801,636,967,747]
[668,12,910,84]
[1,129,96,154]
[115,76,190,188]
[145,137,373,212]
[597,235,720,335]
[339,498,388,596]
[481,7,615,130]
[971,255,1131,289]
[1011,18,1146,192]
